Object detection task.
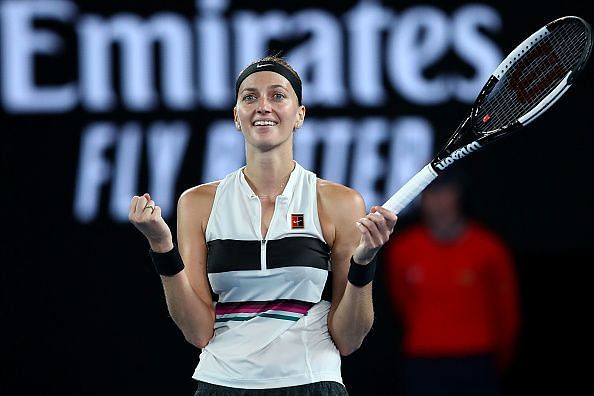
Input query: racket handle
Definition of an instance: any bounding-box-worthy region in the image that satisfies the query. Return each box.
[382,164,438,214]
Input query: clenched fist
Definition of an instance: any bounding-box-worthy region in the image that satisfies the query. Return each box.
[128,193,173,252]
[352,206,398,265]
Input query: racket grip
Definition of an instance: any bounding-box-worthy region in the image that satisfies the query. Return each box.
[382,164,438,214]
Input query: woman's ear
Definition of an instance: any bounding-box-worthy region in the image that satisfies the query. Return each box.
[295,105,306,130]
[233,107,241,131]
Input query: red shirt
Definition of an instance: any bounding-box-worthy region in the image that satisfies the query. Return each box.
[383,222,520,369]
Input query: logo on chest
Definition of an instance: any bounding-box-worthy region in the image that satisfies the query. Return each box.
[291,213,305,229]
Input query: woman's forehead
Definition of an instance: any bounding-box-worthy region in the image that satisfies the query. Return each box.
[238,71,292,92]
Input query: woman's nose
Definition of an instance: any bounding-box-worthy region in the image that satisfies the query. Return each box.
[256,97,272,113]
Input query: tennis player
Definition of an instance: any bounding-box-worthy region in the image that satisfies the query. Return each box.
[129,55,397,395]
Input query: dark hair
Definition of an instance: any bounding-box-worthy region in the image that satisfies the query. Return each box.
[235,55,303,104]
[423,166,471,215]
[240,54,302,86]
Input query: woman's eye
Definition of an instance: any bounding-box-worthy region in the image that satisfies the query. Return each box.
[243,94,256,101]
[273,93,285,101]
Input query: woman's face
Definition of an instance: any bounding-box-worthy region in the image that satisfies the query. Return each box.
[234,71,305,152]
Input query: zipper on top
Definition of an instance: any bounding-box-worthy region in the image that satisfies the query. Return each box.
[256,195,283,271]
[260,239,267,271]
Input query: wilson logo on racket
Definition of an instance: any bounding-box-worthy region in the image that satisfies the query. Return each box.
[434,141,482,171]
[507,42,567,104]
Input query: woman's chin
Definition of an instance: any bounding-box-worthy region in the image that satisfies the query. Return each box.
[254,141,279,152]
[247,131,291,150]
[249,137,289,153]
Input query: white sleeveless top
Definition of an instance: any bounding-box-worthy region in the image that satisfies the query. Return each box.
[192,162,343,389]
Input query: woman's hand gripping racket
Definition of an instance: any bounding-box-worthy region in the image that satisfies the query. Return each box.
[383,16,592,214]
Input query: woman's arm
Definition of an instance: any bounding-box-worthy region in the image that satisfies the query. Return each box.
[319,182,397,356]
[129,186,217,348]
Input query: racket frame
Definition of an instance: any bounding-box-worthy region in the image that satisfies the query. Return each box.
[383,16,592,213]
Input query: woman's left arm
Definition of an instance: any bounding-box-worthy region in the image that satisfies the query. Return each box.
[319,183,397,356]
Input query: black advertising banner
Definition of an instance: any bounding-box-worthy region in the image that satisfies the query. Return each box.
[2,1,593,395]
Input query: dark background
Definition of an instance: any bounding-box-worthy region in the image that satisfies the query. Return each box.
[2,1,593,395]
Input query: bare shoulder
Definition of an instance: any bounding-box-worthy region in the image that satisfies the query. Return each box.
[178,181,221,218]
[316,178,367,240]
[317,178,366,213]
[180,181,220,201]
[316,179,364,248]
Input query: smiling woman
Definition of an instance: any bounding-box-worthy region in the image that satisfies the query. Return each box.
[233,59,305,154]
[128,54,398,395]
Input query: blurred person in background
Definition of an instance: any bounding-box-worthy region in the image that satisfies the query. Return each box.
[382,170,520,396]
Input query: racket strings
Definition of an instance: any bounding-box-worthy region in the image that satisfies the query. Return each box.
[476,20,589,133]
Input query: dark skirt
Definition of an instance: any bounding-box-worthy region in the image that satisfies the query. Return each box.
[402,355,501,396]
[194,381,348,396]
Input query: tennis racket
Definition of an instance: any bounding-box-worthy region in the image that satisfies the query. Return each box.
[382,16,592,214]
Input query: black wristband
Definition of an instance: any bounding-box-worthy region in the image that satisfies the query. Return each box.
[149,245,185,276]
[347,256,377,287]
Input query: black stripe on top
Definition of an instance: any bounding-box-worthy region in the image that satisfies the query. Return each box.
[266,237,329,270]
[207,237,330,274]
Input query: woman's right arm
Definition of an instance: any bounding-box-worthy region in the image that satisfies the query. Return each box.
[129,185,217,349]
[162,185,217,348]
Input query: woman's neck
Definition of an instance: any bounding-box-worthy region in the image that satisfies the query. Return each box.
[243,152,295,200]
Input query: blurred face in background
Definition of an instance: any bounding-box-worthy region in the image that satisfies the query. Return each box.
[421,182,463,236]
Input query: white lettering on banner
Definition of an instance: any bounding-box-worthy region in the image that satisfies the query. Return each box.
[345,1,393,106]
[0,0,503,222]
[196,0,231,108]
[286,10,346,106]
[386,5,502,104]
[1,0,77,112]
[387,7,451,105]
[78,13,193,111]
[202,118,433,211]
[233,11,291,82]
[74,123,117,223]
[452,5,502,102]
[385,117,434,213]
[74,116,431,222]
[294,119,354,185]
[1,0,502,111]
[109,123,142,222]
[73,122,190,223]
[202,121,245,183]
[351,118,390,207]
[146,123,191,219]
